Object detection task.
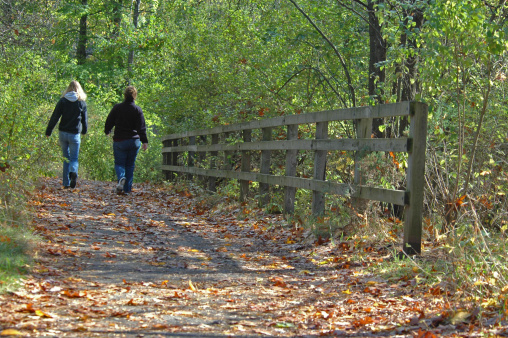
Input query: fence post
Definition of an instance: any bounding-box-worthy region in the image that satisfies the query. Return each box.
[208,134,219,192]
[187,136,195,181]
[354,118,372,185]
[240,129,252,202]
[403,102,428,255]
[284,124,298,214]
[223,132,234,171]
[197,135,207,185]
[352,117,372,212]
[162,140,170,180]
[165,139,179,180]
[312,121,328,215]
[259,127,272,207]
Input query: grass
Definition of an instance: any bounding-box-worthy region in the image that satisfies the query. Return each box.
[0,225,35,292]
[359,209,508,317]
[0,172,38,293]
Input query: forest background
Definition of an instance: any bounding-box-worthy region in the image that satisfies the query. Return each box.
[0,0,507,309]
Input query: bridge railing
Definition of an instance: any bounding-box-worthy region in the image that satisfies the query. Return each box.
[162,102,428,255]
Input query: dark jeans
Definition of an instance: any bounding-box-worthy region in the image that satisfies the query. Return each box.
[113,139,141,193]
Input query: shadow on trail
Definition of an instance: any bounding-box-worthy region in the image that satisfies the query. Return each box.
[41,180,316,287]
[28,178,475,338]
[68,212,306,285]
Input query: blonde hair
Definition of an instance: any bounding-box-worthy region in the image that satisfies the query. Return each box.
[62,80,87,101]
[124,86,137,101]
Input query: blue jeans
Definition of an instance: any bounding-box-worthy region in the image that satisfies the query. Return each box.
[59,131,81,187]
[113,139,141,193]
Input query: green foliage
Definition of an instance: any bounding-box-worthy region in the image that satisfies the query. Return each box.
[0,169,38,293]
[442,222,508,302]
[418,0,508,229]
[0,0,507,309]
[0,221,35,293]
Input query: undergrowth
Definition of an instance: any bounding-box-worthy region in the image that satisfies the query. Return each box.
[0,171,38,293]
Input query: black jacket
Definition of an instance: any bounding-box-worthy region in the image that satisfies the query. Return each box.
[104,100,148,144]
[45,98,88,136]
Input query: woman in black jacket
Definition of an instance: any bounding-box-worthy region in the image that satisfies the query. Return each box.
[45,80,88,189]
[104,86,148,194]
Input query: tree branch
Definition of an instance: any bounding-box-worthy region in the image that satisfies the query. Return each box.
[334,0,384,45]
[335,0,369,26]
[287,0,356,107]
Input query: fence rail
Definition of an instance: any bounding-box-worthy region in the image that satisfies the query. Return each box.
[162,101,428,255]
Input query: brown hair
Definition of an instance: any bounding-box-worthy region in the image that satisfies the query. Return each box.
[124,86,137,101]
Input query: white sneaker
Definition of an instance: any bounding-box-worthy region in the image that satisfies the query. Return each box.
[116,177,126,194]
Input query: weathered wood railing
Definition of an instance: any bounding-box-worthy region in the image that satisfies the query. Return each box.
[162,102,428,255]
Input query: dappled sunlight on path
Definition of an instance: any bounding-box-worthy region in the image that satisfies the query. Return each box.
[0,178,503,337]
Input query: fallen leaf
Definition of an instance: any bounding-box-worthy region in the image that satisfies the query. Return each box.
[35,309,52,318]
[450,310,470,325]
[275,322,294,328]
[1,329,24,336]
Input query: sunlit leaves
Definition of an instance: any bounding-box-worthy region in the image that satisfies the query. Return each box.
[0,329,23,336]
[2,176,505,336]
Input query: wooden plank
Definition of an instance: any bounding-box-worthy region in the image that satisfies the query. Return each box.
[171,139,179,167]
[403,102,428,255]
[162,145,170,180]
[284,103,409,126]
[352,118,372,213]
[354,118,372,185]
[162,137,172,180]
[167,139,179,180]
[161,165,348,192]
[259,127,272,206]
[187,136,195,180]
[208,134,219,192]
[162,102,412,141]
[197,135,207,184]
[223,132,234,171]
[312,122,328,215]
[162,138,410,153]
[240,129,251,202]
[351,186,407,206]
[162,139,170,180]
[160,164,406,204]
[284,125,298,214]
[161,101,428,255]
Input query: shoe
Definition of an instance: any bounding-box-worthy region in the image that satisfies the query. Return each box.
[69,172,77,188]
[116,177,126,194]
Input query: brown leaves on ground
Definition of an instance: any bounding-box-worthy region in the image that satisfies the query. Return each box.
[0,178,506,337]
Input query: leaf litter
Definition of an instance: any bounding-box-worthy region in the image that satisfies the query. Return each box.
[0,178,507,337]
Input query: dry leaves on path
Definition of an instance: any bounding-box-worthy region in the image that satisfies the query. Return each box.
[0,178,506,337]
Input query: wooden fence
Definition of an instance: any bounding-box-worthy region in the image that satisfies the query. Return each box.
[161,102,428,255]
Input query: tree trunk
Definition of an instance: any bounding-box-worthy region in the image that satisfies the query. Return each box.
[396,1,426,136]
[400,3,424,102]
[111,0,124,38]
[128,0,141,80]
[367,0,386,138]
[77,0,88,65]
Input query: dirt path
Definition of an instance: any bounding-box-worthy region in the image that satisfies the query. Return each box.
[0,178,504,337]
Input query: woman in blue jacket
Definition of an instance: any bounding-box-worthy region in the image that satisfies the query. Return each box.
[45,80,88,189]
[104,86,148,194]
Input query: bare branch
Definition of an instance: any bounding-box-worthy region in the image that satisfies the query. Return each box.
[287,0,356,107]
